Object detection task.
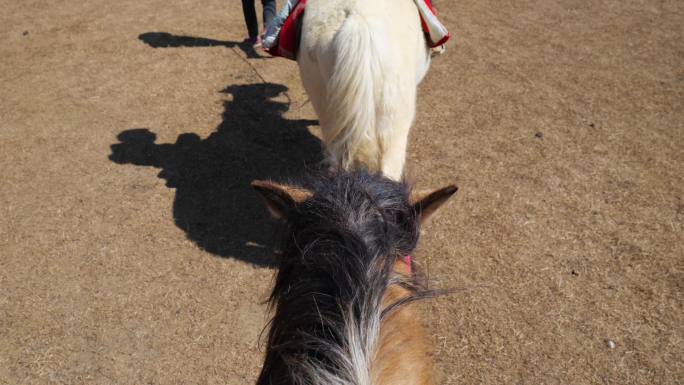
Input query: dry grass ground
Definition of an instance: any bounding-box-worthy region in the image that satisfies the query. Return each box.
[1,0,682,384]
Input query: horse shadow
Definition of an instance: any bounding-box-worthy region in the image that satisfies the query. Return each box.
[109,83,323,267]
[139,32,268,59]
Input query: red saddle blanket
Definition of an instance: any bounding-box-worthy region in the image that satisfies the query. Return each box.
[265,0,448,60]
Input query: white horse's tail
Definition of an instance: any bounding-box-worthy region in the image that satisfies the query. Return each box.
[325,13,385,171]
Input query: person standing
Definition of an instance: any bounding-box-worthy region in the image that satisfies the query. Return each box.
[241,0,276,47]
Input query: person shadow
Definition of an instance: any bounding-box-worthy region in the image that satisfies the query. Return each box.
[139,32,268,59]
[109,83,323,267]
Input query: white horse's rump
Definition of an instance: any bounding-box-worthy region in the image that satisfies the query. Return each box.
[298,0,431,180]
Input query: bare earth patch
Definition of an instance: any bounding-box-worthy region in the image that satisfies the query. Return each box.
[0,0,682,384]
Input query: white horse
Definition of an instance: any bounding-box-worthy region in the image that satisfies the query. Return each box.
[298,0,432,180]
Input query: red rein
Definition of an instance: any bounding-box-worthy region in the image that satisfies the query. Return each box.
[403,255,412,274]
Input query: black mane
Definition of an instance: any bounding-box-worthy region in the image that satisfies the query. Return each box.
[257,171,423,385]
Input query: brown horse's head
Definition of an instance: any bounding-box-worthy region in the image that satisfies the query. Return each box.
[252,170,456,385]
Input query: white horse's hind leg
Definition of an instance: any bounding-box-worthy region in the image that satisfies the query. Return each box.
[298,47,346,169]
[381,131,410,180]
[378,91,416,180]
[377,31,424,181]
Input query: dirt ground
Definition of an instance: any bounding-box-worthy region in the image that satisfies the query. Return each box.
[1,0,682,384]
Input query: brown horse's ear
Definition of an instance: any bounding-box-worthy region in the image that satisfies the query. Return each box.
[251,180,312,219]
[410,185,458,223]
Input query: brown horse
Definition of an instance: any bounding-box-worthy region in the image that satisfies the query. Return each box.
[252,170,457,385]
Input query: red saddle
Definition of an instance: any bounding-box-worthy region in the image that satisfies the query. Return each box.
[266,0,446,61]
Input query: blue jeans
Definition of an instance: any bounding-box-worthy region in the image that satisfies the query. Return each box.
[241,0,276,39]
[263,0,297,48]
